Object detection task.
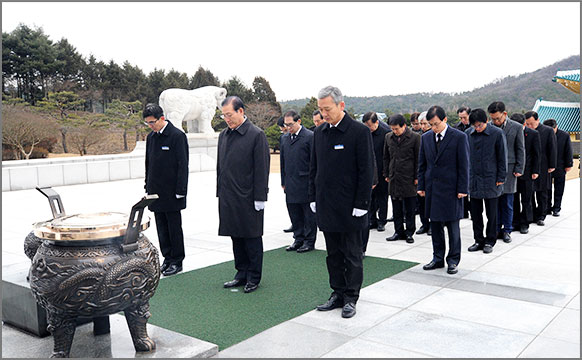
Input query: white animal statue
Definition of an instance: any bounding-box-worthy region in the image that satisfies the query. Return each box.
[158,86,227,134]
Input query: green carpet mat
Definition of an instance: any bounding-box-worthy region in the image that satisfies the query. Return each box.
[147,247,417,350]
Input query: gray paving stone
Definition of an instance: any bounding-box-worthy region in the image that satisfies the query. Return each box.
[477,256,580,286]
[390,267,459,288]
[359,310,534,358]
[321,338,433,358]
[290,300,400,337]
[409,288,562,334]
[539,308,580,344]
[217,321,352,358]
[566,293,580,310]
[518,336,580,358]
[358,278,439,308]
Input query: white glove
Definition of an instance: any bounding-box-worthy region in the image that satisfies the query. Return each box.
[176,194,185,199]
[352,208,368,217]
[310,202,316,213]
[254,201,266,211]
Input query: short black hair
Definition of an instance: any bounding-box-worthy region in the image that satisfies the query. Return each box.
[510,113,525,124]
[543,119,557,128]
[312,110,323,119]
[524,111,539,121]
[469,108,487,125]
[362,111,378,123]
[487,101,505,114]
[426,105,446,122]
[143,103,164,119]
[388,114,406,127]
[277,116,285,127]
[457,106,471,114]
[410,112,421,123]
[221,96,245,111]
[283,110,301,122]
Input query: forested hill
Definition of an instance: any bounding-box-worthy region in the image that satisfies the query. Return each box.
[282,55,580,115]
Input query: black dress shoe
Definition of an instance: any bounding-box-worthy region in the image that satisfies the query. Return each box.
[416,226,428,235]
[243,282,259,293]
[283,226,294,233]
[369,223,378,229]
[160,261,170,273]
[297,244,314,253]
[406,235,414,244]
[286,242,302,251]
[496,232,504,240]
[162,264,182,276]
[386,233,403,241]
[520,225,529,234]
[447,264,458,274]
[483,244,493,254]
[427,227,432,236]
[552,210,560,217]
[423,260,444,271]
[502,232,512,243]
[536,219,545,226]
[316,294,343,311]
[223,279,245,288]
[341,302,356,318]
[468,243,483,252]
[377,224,385,232]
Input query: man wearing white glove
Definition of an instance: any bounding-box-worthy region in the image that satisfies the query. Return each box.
[217,96,270,294]
[309,86,374,319]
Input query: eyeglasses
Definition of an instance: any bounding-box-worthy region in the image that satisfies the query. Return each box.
[284,123,295,127]
[144,118,159,126]
[220,113,235,120]
[473,122,486,129]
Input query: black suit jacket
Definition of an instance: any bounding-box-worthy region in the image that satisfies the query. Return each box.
[145,121,189,212]
[521,126,541,179]
[555,129,573,175]
[309,113,374,232]
[280,126,313,204]
[534,123,557,191]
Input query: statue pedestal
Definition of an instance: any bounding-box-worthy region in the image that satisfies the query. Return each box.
[185,133,219,172]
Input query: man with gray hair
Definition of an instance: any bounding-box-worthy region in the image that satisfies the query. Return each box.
[309,86,374,319]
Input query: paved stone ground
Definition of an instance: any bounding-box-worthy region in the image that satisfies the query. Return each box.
[2,172,579,358]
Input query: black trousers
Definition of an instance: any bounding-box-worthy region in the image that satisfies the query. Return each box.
[369,181,388,226]
[323,231,363,304]
[514,178,534,229]
[532,189,548,221]
[470,197,498,246]
[430,220,461,266]
[231,236,263,284]
[392,196,416,237]
[548,173,566,212]
[154,211,185,266]
[463,196,471,218]
[417,194,430,229]
[287,202,317,247]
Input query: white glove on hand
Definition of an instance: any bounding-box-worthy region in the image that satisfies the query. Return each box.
[352,208,368,217]
[176,194,185,199]
[310,202,316,213]
[254,201,265,211]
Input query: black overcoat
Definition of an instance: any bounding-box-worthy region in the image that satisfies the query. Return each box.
[371,123,390,187]
[217,119,270,238]
[555,129,573,175]
[308,113,374,232]
[466,125,507,199]
[145,121,189,212]
[418,126,469,222]
[522,127,541,178]
[533,123,557,191]
[280,126,313,204]
[383,127,421,198]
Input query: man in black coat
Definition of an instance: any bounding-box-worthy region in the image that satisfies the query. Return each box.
[281,110,317,253]
[144,103,189,277]
[384,114,421,244]
[543,119,573,217]
[362,111,391,232]
[418,106,469,275]
[466,109,507,254]
[217,96,270,294]
[510,113,541,234]
[309,86,374,319]
[455,107,472,219]
[525,111,557,226]
[416,111,432,236]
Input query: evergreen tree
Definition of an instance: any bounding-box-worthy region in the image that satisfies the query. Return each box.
[190,66,219,88]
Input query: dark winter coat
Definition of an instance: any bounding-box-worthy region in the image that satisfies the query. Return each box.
[371,123,390,185]
[533,123,557,191]
[497,119,525,194]
[217,118,270,238]
[280,126,313,204]
[383,127,421,198]
[308,113,374,232]
[417,126,470,222]
[466,124,507,199]
[145,121,189,212]
[555,128,573,176]
[522,126,541,179]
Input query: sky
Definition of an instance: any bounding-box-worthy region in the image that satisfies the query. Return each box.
[2,2,580,101]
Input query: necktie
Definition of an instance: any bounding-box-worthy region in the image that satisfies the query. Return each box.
[291,134,297,141]
[436,133,442,151]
